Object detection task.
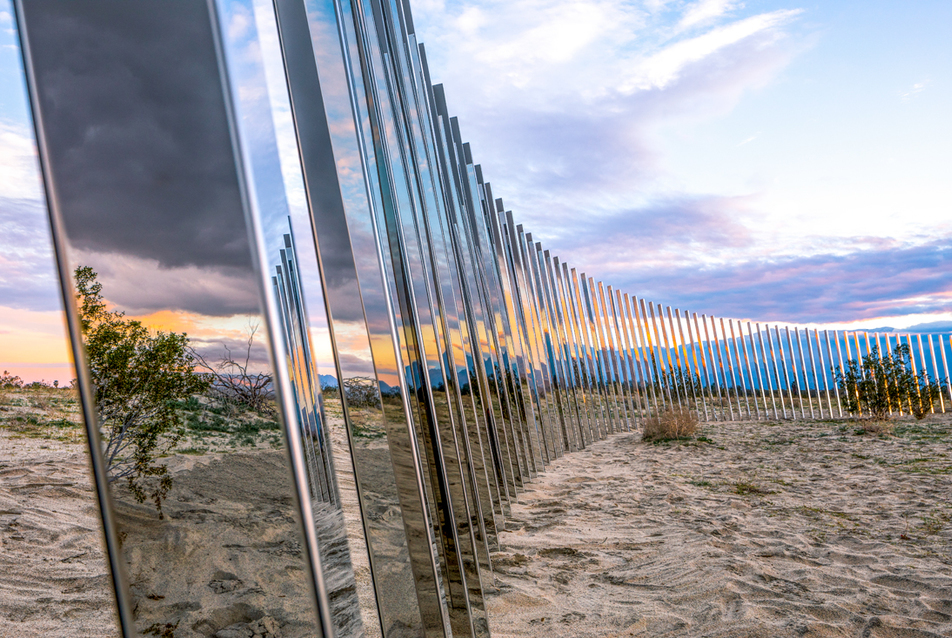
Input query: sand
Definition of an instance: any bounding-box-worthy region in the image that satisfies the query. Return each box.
[486,417,952,638]
[0,431,119,637]
[3,403,952,637]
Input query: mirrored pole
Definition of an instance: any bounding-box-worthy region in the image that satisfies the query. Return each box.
[521,233,561,458]
[727,320,752,419]
[16,2,339,635]
[718,318,741,419]
[618,290,647,424]
[550,257,587,445]
[698,315,723,421]
[941,336,952,411]
[735,320,759,419]
[688,313,712,422]
[824,330,842,417]
[747,322,769,419]
[658,307,682,411]
[673,309,700,418]
[601,284,631,430]
[567,268,597,441]
[774,324,797,420]
[656,305,683,411]
[559,262,596,444]
[578,270,611,439]
[534,245,569,454]
[630,296,659,420]
[504,219,553,466]
[756,324,779,419]
[588,277,620,432]
[636,298,665,417]
[707,316,734,421]
[803,328,820,419]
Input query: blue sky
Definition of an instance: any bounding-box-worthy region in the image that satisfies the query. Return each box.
[1,0,950,381]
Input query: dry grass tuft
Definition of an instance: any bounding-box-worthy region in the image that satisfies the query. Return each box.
[642,408,699,442]
[858,420,895,436]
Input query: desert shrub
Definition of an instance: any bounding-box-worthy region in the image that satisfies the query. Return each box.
[188,324,275,417]
[642,408,699,442]
[342,376,382,409]
[835,344,943,421]
[76,266,208,516]
[1,371,24,388]
[857,420,895,436]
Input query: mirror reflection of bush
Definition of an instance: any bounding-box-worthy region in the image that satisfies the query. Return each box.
[75,267,209,516]
[834,344,944,420]
[187,323,276,417]
[341,376,382,409]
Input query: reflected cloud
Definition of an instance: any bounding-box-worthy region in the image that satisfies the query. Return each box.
[25,2,253,273]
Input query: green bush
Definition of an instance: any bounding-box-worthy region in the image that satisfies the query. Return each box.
[834,344,943,421]
[76,267,208,516]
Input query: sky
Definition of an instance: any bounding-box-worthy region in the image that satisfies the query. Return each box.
[0,0,950,383]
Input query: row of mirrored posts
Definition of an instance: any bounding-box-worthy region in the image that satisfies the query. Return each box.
[14,0,952,637]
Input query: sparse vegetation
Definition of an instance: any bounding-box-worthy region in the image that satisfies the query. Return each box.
[733,481,772,496]
[641,407,699,442]
[188,324,275,417]
[75,266,209,516]
[834,344,944,422]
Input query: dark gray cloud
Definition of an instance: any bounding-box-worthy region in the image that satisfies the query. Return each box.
[22,0,253,273]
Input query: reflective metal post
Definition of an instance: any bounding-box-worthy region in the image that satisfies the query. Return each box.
[701,315,734,421]
[941,336,952,411]
[673,310,699,418]
[824,330,841,417]
[804,328,820,418]
[618,291,646,423]
[658,305,683,411]
[692,313,714,421]
[602,284,632,430]
[632,297,661,418]
[756,324,779,419]
[748,322,769,419]
[735,320,759,419]
[639,298,668,414]
[786,327,806,419]
[721,318,744,418]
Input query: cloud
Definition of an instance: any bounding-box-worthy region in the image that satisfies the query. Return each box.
[71,249,261,317]
[600,236,952,324]
[0,195,62,312]
[678,0,737,31]
[21,1,255,274]
[900,79,929,101]
[416,0,805,233]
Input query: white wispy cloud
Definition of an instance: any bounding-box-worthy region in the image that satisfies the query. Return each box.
[625,9,802,92]
[413,1,805,241]
[900,79,929,101]
[0,120,41,201]
[678,0,737,30]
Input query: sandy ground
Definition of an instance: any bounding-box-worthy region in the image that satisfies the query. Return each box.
[0,431,119,637]
[486,417,952,638]
[3,407,951,637]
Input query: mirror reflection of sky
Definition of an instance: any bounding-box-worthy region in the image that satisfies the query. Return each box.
[1,0,951,383]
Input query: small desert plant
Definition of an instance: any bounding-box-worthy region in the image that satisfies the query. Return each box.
[342,376,382,409]
[1,370,24,388]
[642,407,698,442]
[188,323,276,417]
[857,420,895,436]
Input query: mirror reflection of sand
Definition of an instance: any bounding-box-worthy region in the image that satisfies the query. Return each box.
[114,449,345,638]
